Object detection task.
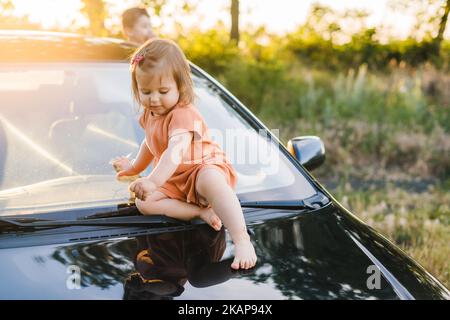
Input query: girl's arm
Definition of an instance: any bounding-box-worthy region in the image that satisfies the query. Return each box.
[147,132,193,187]
[131,139,154,173]
[116,139,154,177]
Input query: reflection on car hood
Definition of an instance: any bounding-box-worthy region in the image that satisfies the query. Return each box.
[0,203,448,300]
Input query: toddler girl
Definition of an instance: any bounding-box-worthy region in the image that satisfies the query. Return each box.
[112,38,256,270]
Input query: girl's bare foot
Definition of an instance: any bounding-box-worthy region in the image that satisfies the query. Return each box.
[231,235,257,270]
[199,208,222,231]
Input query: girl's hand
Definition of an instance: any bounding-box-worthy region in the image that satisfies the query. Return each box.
[129,178,157,201]
[110,156,139,178]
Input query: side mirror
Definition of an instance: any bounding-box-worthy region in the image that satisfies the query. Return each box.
[287,136,325,171]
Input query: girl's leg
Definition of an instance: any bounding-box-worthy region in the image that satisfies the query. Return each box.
[195,168,257,270]
[135,191,222,231]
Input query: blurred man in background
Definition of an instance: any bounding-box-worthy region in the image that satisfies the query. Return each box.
[122,6,156,45]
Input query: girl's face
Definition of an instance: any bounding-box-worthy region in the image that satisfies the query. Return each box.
[136,68,180,116]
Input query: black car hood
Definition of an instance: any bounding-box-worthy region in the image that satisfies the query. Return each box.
[0,203,448,300]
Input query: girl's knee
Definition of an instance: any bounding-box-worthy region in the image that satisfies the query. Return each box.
[196,168,229,199]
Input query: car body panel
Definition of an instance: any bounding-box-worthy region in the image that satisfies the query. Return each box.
[0,203,448,300]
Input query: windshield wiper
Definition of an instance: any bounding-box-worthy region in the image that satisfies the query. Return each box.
[0,215,184,231]
[239,192,329,210]
[83,194,329,222]
[0,193,329,231]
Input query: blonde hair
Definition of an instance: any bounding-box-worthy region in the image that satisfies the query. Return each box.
[130,38,194,108]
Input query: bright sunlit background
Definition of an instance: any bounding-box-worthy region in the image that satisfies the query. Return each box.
[4,0,449,40]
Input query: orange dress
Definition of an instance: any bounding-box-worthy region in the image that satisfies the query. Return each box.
[139,103,237,208]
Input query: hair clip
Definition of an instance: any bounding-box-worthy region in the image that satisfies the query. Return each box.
[131,54,144,66]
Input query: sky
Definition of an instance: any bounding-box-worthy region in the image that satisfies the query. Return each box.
[7,0,447,40]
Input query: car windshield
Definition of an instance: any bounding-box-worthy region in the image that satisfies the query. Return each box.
[0,62,317,216]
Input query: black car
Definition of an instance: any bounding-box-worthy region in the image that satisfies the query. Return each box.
[0,30,448,300]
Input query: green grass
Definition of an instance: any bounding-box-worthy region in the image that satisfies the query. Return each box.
[324,181,450,288]
[239,63,450,290]
[274,119,450,181]
[234,63,449,134]
[234,63,450,289]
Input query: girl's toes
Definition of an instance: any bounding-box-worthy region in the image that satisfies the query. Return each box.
[231,258,240,270]
[213,218,222,231]
[200,209,222,231]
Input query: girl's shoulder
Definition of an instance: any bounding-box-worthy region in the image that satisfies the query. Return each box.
[175,102,197,111]
[168,102,200,117]
[138,109,150,128]
[166,103,206,135]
